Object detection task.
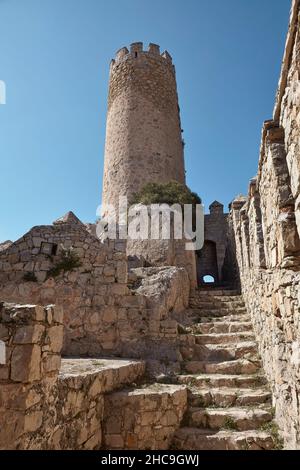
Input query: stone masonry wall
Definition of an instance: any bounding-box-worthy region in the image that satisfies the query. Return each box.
[0,217,190,360]
[0,302,64,449]
[0,302,146,449]
[229,0,300,449]
[102,42,185,213]
[0,302,188,450]
[274,0,300,235]
[0,219,128,356]
[103,384,187,450]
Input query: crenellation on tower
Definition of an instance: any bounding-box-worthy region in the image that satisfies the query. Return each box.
[161,50,173,63]
[115,46,129,62]
[112,42,173,66]
[148,43,160,55]
[130,41,143,54]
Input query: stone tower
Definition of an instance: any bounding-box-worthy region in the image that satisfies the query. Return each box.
[102,42,186,212]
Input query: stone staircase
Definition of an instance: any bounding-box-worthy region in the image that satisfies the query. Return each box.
[172,287,280,450]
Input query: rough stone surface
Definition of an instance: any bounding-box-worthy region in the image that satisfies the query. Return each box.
[0,304,146,450]
[1,2,300,451]
[102,43,185,214]
[228,0,300,450]
[172,289,277,450]
[127,235,198,290]
[103,384,187,450]
[0,220,189,359]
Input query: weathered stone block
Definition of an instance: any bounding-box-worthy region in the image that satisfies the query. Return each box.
[102,307,117,323]
[25,389,41,409]
[11,344,41,383]
[52,306,64,324]
[24,410,43,432]
[42,354,61,373]
[46,325,64,353]
[34,306,46,322]
[13,325,45,344]
[103,384,187,450]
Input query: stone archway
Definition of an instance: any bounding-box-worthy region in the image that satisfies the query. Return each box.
[197,240,219,285]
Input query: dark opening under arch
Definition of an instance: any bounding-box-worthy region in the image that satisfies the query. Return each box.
[197,240,219,285]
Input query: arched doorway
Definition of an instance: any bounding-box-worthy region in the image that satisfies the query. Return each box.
[197,240,219,286]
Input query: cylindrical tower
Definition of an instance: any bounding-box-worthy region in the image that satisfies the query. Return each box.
[102,42,186,211]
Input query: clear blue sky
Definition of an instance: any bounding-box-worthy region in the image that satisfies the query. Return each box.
[0,0,291,242]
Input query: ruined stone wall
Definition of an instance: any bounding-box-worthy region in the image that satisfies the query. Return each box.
[103,384,187,450]
[0,303,146,449]
[229,0,300,449]
[127,237,197,290]
[126,207,197,288]
[102,42,185,212]
[0,221,128,356]
[0,220,190,360]
[230,199,300,448]
[0,302,65,449]
[0,303,187,450]
[274,0,300,235]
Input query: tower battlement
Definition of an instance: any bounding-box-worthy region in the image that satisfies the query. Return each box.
[111,42,173,68]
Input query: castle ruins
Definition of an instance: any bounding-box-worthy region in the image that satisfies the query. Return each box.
[0,0,299,451]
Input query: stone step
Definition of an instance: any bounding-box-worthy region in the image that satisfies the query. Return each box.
[191,294,244,301]
[176,373,267,388]
[191,302,247,309]
[187,407,273,431]
[193,321,253,334]
[194,289,240,296]
[190,308,248,318]
[176,290,275,451]
[194,313,251,323]
[194,341,258,361]
[188,387,271,408]
[190,296,245,308]
[196,294,243,301]
[172,427,274,450]
[183,358,261,375]
[59,358,145,393]
[194,332,256,345]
